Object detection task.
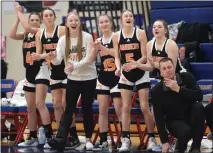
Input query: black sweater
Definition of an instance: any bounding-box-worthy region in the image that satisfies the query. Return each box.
[151,72,203,144]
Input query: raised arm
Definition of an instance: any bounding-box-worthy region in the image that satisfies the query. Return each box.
[9,17,24,40]
[14,2,39,35]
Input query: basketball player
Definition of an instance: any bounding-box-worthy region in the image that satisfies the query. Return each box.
[112,10,156,152]
[10,2,50,147]
[123,19,186,78]
[92,14,122,151]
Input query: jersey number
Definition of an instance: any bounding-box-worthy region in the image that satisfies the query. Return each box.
[103,58,116,72]
[26,51,33,65]
[125,53,134,62]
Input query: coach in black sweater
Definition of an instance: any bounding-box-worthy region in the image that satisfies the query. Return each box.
[151,57,205,153]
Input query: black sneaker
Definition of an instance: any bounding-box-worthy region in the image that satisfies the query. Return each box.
[65,136,80,150]
[47,137,66,151]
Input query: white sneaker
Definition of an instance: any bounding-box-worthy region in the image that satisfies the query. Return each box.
[43,141,58,153]
[85,141,94,151]
[43,149,57,153]
[152,144,162,152]
[75,144,85,151]
[92,141,108,151]
[17,137,38,147]
[147,137,157,151]
[43,141,51,149]
[17,147,39,152]
[119,138,131,152]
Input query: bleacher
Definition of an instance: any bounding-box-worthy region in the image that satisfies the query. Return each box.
[147,2,213,147]
[149,1,213,81]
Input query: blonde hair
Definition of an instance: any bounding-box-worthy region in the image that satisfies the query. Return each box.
[97,13,113,34]
[65,12,83,61]
[98,13,113,23]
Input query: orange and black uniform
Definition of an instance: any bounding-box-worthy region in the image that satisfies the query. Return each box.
[41,25,66,89]
[151,38,182,78]
[96,38,120,97]
[118,27,150,90]
[23,33,49,92]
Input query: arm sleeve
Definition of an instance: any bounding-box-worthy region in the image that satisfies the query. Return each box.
[72,34,93,70]
[51,37,65,65]
[178,72,203,102]
[151,89,169,144]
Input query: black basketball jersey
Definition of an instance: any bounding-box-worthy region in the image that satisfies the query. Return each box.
[98,36,119,88]
[151,38,182,78]
[119,27,145,82]
[22,33,42,84]
[41,25,66,80]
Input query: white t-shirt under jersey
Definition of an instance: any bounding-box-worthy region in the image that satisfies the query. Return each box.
[52,31,97,81]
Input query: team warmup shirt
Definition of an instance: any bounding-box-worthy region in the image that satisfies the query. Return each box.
[52,31,97,81]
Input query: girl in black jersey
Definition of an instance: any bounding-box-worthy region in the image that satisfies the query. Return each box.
[112,10,156,152]
[92,14,122,151]
[31,8,66,134]
[9,2,50,147]
[149,20,185,78]
[124,20,186,78]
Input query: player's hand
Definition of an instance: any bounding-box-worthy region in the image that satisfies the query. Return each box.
[47,51,56,60]
[115,68,121,76]
[122,61,138,72]
[31,52,41,61]
[64,62,73,75]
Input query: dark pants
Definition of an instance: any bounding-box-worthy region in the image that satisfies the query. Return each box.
[205,102,213,132]
[1,59,8,98]
[57,79,96,140]
[167,102,205,152]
